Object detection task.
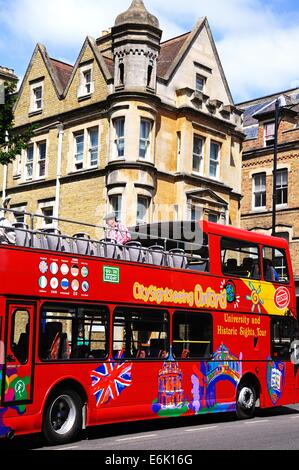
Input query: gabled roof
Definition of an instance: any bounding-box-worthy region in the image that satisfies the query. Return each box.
[157,32,190,77]
[63,36,112,98]
[49,58,73,91]
[157,17,233,104]
[14,43,67,110]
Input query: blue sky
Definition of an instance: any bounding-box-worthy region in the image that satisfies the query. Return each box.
[0,0,299,103]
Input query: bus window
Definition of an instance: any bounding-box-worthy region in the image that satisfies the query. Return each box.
[113,308,169,360]
[221,237,260,279]
[271,316,297,360]
[172,311,212,359]
[39,304,108,361]
[263,247,289,283]
[11,310,30,364]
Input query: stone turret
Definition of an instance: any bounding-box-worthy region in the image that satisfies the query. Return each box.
[112,0,162,93]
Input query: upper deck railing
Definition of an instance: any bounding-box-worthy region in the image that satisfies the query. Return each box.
[0,208,209,272]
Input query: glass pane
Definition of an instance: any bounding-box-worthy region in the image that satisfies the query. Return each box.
[40,305,108,361]
[221,237,260,279]
[113,308,169,360]
[11,310,30,364]
[27,145,34,162]
[210,143,219,161]
[38,142,46,160]
[173,312,212,359]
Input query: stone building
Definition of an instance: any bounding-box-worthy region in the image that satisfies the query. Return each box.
[239,88,299,308]
[1,0,243,236]
[0,66,18,103]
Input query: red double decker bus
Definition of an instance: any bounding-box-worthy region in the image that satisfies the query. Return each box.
[0,216,298,445]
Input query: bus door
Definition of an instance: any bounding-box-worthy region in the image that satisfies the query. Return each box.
[2,303,35,404]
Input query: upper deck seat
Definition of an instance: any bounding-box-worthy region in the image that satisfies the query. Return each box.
[124,241,144,262]
[148,245,165,266]
[13,222,31,247]
[73,233,91,256]
[41,228,61,251]
[60,236,78,254]
[168,248,187,269]
[32,231,49,250]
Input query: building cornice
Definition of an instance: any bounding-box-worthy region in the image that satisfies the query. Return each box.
[243,141,299,160]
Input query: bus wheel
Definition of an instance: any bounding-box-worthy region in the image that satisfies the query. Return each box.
[43,390,82,445]
[236,384,256,420]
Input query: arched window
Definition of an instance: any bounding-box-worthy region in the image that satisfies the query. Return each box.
[147,63,153,87]
[119,62,124,86]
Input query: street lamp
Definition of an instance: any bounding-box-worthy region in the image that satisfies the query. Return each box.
[272,98,298,236]
[272,99,280,236]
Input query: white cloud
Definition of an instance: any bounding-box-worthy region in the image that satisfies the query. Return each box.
[0,0,299,101]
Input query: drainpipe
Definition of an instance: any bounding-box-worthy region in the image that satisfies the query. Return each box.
[55,123,64,228]
[2,165,7,205]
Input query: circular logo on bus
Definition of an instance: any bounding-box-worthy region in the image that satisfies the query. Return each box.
[61,278,69,290]
[274,287,290,310]
[82,281,89,293]
[71,264,79,277]
[71,279,80,292]
[225,281,236,303]
[39,261,48,274]
[50,277,59,290]
[39,276,47,289]
[61,264,69,276]
[81,266,89,278]
[50,262,58,275]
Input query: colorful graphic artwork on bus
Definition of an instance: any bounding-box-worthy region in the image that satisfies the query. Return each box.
[245,282,264,314]
[91,362,133,406]
[267,359,285,405]
[0,367,30,438]
[152,361,189,417]
[220,280,240,309]
[190,344,242,413]
[152,345,242,417]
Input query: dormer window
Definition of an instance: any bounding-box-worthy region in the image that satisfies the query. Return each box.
[264,122,275,147]
[30,80,44,113]
[78,64,94,98]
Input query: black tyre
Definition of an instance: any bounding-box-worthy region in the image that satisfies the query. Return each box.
[42,389,82,445]
[236,383,256,420]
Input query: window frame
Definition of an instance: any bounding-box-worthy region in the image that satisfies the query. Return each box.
[88,127,99,167]
[112,307,170,361]
[264,121,275,147]
[110,194,122,222]
[78,64,94,98]
[10,309,30,365]
[172,310,213,360]
[39,303,109,362]
[30,80,44,113]
[195,74,206,93]
[139,118,152,160]
[276,168,288,208]
[252,172,266,211]
[209,141,220,179]
[136,195,150,225]
[262,245,290,284]
[221,236,261,280]
[192,135,204,174]
[74,132,85,171]
[114,118,125,159]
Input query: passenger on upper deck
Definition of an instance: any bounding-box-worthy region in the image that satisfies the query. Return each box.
[103,212,131,245]
[0,200,16,245]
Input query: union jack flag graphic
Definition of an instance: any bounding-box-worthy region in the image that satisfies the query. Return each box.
[91,362,133,406]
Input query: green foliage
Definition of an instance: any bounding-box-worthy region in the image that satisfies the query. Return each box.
[0,80,35,166]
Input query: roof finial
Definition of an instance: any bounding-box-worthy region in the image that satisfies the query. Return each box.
[114,0,160,29]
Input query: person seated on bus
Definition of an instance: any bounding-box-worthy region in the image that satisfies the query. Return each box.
[263,258,279,282]
[0,208,16,245]
[241,257,254,277]
[225,258,238,274]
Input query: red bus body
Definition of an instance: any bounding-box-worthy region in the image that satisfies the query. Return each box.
[0,221,298,440]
